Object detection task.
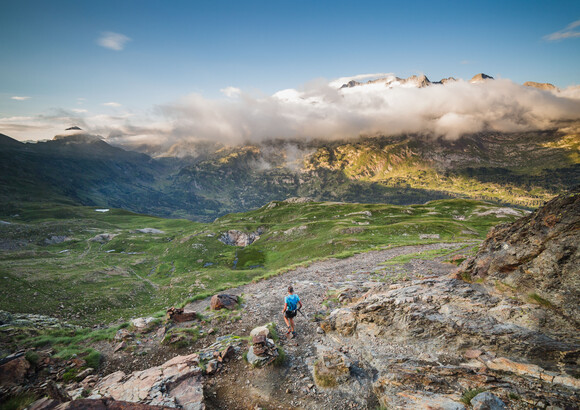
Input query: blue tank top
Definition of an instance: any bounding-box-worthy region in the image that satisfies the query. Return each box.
[285,294,300,311]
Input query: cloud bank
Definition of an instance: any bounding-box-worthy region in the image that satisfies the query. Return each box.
[97,32,131,51]
[3,76,580,146]
[140,78,580,146]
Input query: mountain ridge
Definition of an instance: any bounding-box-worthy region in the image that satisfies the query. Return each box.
[1,128,578,221]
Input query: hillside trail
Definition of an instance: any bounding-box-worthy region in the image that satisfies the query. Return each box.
[184,242,472,409]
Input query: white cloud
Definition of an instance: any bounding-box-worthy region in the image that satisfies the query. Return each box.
[71,108,88,113]
[102,102,122,107]
[220,87,242,98]
[97,32,131,51]
[544,19,580,41]
[11,96,31,101]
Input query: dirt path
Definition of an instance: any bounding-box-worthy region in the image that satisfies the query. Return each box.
[186,242,472,409]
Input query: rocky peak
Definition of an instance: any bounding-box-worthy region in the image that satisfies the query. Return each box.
[437,76,457,84]
[470,73,494,83]
[524,81,557,91]
[339,80,362,89]
[403,74,431,87]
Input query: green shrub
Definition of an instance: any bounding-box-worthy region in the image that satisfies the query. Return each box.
[273,347,286,367]
[84,350,102,369]
[25,351,40,366]
[265,322,279,342]
[62,368,79,382]
[508,392,521,400]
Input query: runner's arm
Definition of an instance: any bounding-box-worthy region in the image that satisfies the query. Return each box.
[283,302,288,313]
[298,300,303,310]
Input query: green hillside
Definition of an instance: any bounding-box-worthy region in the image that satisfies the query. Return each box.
[0,199,527,325]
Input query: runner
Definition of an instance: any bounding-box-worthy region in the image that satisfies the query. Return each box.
[283,285,302,338]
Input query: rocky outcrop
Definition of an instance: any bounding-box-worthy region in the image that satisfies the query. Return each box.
[315,191,580,408]
[89,234,117,243]
[30,397,174,409]
[209,294,238,311]
[136,228,165,234]
[524,81,557,91]
[459,189,580,326]
[89,353,204,409]
[218,229,263,246]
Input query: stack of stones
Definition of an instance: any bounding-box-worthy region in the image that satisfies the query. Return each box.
[246,328,279,367]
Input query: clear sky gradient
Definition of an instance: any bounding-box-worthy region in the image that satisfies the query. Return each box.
[1,0,579,140]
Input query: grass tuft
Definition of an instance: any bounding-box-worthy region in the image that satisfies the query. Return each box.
[528,293,554,308]
[460,388,486,405]
[0,392,37,410]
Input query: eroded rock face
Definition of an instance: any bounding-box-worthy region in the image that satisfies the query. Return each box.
[459,189,580,325]
[90,353,204,409]
[318,193,580,407]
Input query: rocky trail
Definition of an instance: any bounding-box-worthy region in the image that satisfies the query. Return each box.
[190,242,470,409]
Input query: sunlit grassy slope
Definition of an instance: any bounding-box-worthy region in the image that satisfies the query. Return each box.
[0,199,526,325]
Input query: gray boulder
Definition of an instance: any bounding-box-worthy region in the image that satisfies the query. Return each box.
[471,392,506,410]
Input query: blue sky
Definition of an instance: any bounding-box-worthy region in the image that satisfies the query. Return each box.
[1,0,579,141]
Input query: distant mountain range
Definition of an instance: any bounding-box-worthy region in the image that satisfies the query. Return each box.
[1,127,578,221]
[340,72,556,90]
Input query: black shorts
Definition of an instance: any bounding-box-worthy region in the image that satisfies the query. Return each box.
[285,310,297,319]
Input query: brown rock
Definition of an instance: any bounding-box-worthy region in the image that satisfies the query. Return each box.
[0,356,30,386]
[252,334,266,345]
[166,307,197,322]
[205,360,218,375]
[217,345,235,362]
[210,294,238,310]
[113,341,126,353]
